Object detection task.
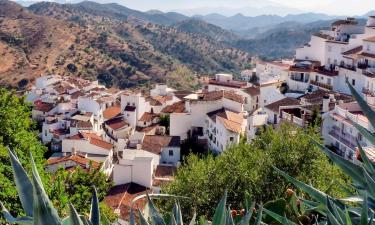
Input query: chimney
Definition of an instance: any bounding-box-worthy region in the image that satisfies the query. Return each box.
[322,95,330,113]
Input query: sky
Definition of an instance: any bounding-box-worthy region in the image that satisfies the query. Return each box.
[97,0,374,16]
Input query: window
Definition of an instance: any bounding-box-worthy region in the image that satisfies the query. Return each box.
[358,133,363,141]
[132,103,135,106]
[327,78,332,85]
[127,102,130,106]
[44,130,47,137]
[352,79,356,86]
[144,122,146,125]
[169,150,173,156]
[321,76,324,80]
[229,137,234,142]
[367,44,371,51]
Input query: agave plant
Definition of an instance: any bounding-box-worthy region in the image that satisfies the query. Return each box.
[130,190,264,225]
[263,82,375,225]
[0,148,116,225]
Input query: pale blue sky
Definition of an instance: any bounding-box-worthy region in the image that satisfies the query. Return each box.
[104,0,374,15]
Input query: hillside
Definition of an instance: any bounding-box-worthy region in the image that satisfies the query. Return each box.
[0,0,250,89]
[232,19,368,60]
[173,19,239,43]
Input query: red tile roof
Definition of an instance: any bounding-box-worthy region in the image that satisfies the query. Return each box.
[208,79,247,88]
[103,106,121,120]
[243,86,260,96]
[265,97,301,113]
[364,36,375,42]
[139,112,159,122]
[47,154,101,169]
[68,132,113,150]
[198,90,244,104]
[161,101,186,113]
[207,108,244,133]
[34,101,55,112]
[142,135,180,155]
[105,117,128,130]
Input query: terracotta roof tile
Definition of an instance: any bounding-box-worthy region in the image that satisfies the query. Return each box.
[161,101,186,113]
[103,106,121,120]
[265,97,301,113]
[105,117,128,130]
[142,135,180,155]
[243,86,260,96]
[34,101,55,112]
[207,108,244,133]
[47,154,101,169]
[139,112,159,122]
[364,36,375,42]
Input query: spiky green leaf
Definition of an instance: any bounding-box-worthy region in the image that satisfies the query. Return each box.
[263,207,296,225]
[69,203,84,225]
[30,153,61,225]
[147,194,166,225]
[212,190,227,225]
[7,148,34,217]
[90,187,100,225]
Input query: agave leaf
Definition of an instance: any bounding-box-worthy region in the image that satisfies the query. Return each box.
[340,196,363,203]
[212,191,227,225]
[170,214,178,225]
[356,140,375,176]
[7,148,34,217]
[138,209,150,225]
[326,210,342,225]
[226,207,235,225]
[326,197,345,225]
[312,140,366,188]
[262,207,296,225]
[80,215,93,225]
[0,201,33,225]
[239,202,255,225]
[363,169,375,198]
[147,194,166,225]
[69,203,84,225]
[273,167,327,204]
[30,153,61,225]
[90,187,100,225]
[189,212,197,225]
[254,205,263,225]
[130,209,136,225]
[347,81,375,130]
[173,202,183,225]
[360,193,368,225]
[353,123,375,149]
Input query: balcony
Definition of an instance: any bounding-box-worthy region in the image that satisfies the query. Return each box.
[310,80,333,90]
[328,128,357,150]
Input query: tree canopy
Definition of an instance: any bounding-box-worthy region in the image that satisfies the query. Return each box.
[160,123,349,218]
[0,88,49,219]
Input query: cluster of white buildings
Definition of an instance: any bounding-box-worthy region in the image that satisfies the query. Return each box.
[27,75,183,190]
[252,16,375,163]
[27,15,375,193]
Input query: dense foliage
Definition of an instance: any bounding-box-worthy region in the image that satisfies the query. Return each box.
[0,88,48,220]
[50,166,114,217]
[161,123,349,218]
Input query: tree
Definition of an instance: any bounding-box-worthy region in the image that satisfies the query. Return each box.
[160,123,349,218]
[0,88,48,221]
[50,165,113,217]
[166,66,198,91]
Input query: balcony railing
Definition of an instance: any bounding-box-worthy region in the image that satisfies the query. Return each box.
[310,80,333,90]
[281,112,304,127]
[328,129,357,150]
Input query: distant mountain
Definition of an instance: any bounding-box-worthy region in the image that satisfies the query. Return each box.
[194,13,342,34]
[174,5,303,17]
[173,19,239,42]
[231,18,368,60]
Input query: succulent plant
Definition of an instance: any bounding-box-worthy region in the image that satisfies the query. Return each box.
[0,148,116,225]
